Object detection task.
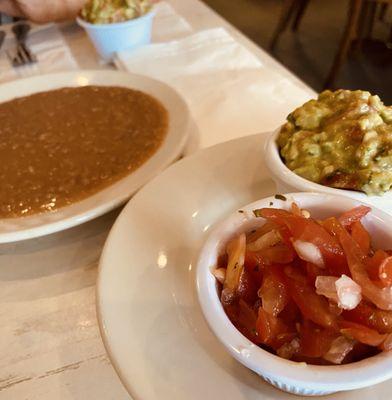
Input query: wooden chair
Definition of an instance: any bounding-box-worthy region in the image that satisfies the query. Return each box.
[270,0,392,89]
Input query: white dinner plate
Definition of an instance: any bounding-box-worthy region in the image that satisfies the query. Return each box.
[0,70,192,243]
[98,133,392,399]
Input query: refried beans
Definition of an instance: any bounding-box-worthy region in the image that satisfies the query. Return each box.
[0,85,168,218]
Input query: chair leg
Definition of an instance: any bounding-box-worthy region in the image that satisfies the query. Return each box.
[353,1,369,53]
[324,0,364,89]
[379,3,388,22]
[292,0,310,31]
[269,0,298,51]
[364,1,377,38]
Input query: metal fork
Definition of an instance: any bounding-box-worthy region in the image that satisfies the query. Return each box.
[7,22,37,67]
[0,31,5,52]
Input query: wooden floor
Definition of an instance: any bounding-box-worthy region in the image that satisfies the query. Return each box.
[202,0,392,103]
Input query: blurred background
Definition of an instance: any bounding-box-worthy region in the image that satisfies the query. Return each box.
[203,0,392,103]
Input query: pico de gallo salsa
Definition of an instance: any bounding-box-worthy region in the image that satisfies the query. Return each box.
[213,202,392,365]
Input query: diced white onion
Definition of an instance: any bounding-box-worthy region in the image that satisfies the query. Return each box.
[293,240,325,268]
[315,275,361,310]
[335,274,362,310]
[323,336,355,364]
[315,276,339,303]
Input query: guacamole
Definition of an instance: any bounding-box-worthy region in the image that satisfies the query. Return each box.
[81,0,151,24]
[277,90,392,195]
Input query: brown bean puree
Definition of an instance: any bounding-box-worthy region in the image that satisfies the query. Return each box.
[0,85,168,218]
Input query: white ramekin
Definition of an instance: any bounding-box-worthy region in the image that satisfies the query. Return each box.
[264,129,392,214]
[77,10,154,61]
[196,192,392,396]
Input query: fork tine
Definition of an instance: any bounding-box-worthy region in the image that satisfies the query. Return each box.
[6,50,19,67]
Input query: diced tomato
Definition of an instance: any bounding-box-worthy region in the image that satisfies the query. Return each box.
[351,221,371,255]
[338,205,371,228]
[244,251,264,286]
[339,228,392,311]
[379,256,392,287]
[245,244,294,269]
[366,249,389,281]
[278,225,293,247]
[261,210,349,276]
[255,208,292,224]
[260,244,295,264]
[343,301,392,334]
[279,299,300,324]
[231,299,259,343]
[305,261,325,285]
[284,266,338,329]
[258,265,289,316]
[340,321,386,346]
[237,269,258,304]
[256,307,293,349]
[299,320,338,358]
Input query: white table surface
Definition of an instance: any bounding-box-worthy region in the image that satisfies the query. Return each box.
[0,1,315,399]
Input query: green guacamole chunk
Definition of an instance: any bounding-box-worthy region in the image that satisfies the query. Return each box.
[81,0,151,24]
[277,90,392,196]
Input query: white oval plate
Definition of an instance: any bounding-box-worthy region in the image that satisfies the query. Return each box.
[0,70,191,243]
[98,133,392,399]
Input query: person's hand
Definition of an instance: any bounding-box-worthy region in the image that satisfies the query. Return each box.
[0,0,87,23]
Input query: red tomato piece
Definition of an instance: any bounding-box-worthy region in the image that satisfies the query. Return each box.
[245,244,294,268]
[339,228,392,310]
[351,221,371,255]
[244,251,264,286]
[340,321,386,346]
[256,307,293,349]
[260,244,295,264]
[379,256,392,287]
[259,265,289,316]
[366,249,389,281]
[284,266,338,329]
[232,299,259,343]
[338,205,371,228]
[343,301,392,334]
[305,262,325,285]
[260,209,349,276]
[299,320,338,358]
[237,269,259,304]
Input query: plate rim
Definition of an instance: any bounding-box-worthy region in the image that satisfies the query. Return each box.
[0,69,191,243]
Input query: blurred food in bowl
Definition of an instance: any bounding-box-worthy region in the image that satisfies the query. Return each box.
[81,0,151,24]
[77,0,154,61]
[277,90,392,196]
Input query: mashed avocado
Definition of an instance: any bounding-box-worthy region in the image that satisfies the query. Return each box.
[278,90,392,195]
[81,0,151,24]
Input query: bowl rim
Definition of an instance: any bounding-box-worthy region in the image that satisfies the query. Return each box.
[264,128,392,201]
[196,192,392,392]
[76,8,155,29]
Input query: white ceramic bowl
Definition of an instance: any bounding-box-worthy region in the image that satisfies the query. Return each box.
[264,129,392,214]
[77,10,154,61]
[196,192,392,396]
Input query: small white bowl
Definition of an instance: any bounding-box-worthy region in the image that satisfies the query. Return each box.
[264,129,392,214]
[77,10,154,61]
[196,192,392,396]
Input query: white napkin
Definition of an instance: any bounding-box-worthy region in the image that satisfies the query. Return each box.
[115,27,313,148]
[0,24,78,83]
[152,2,193,42]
